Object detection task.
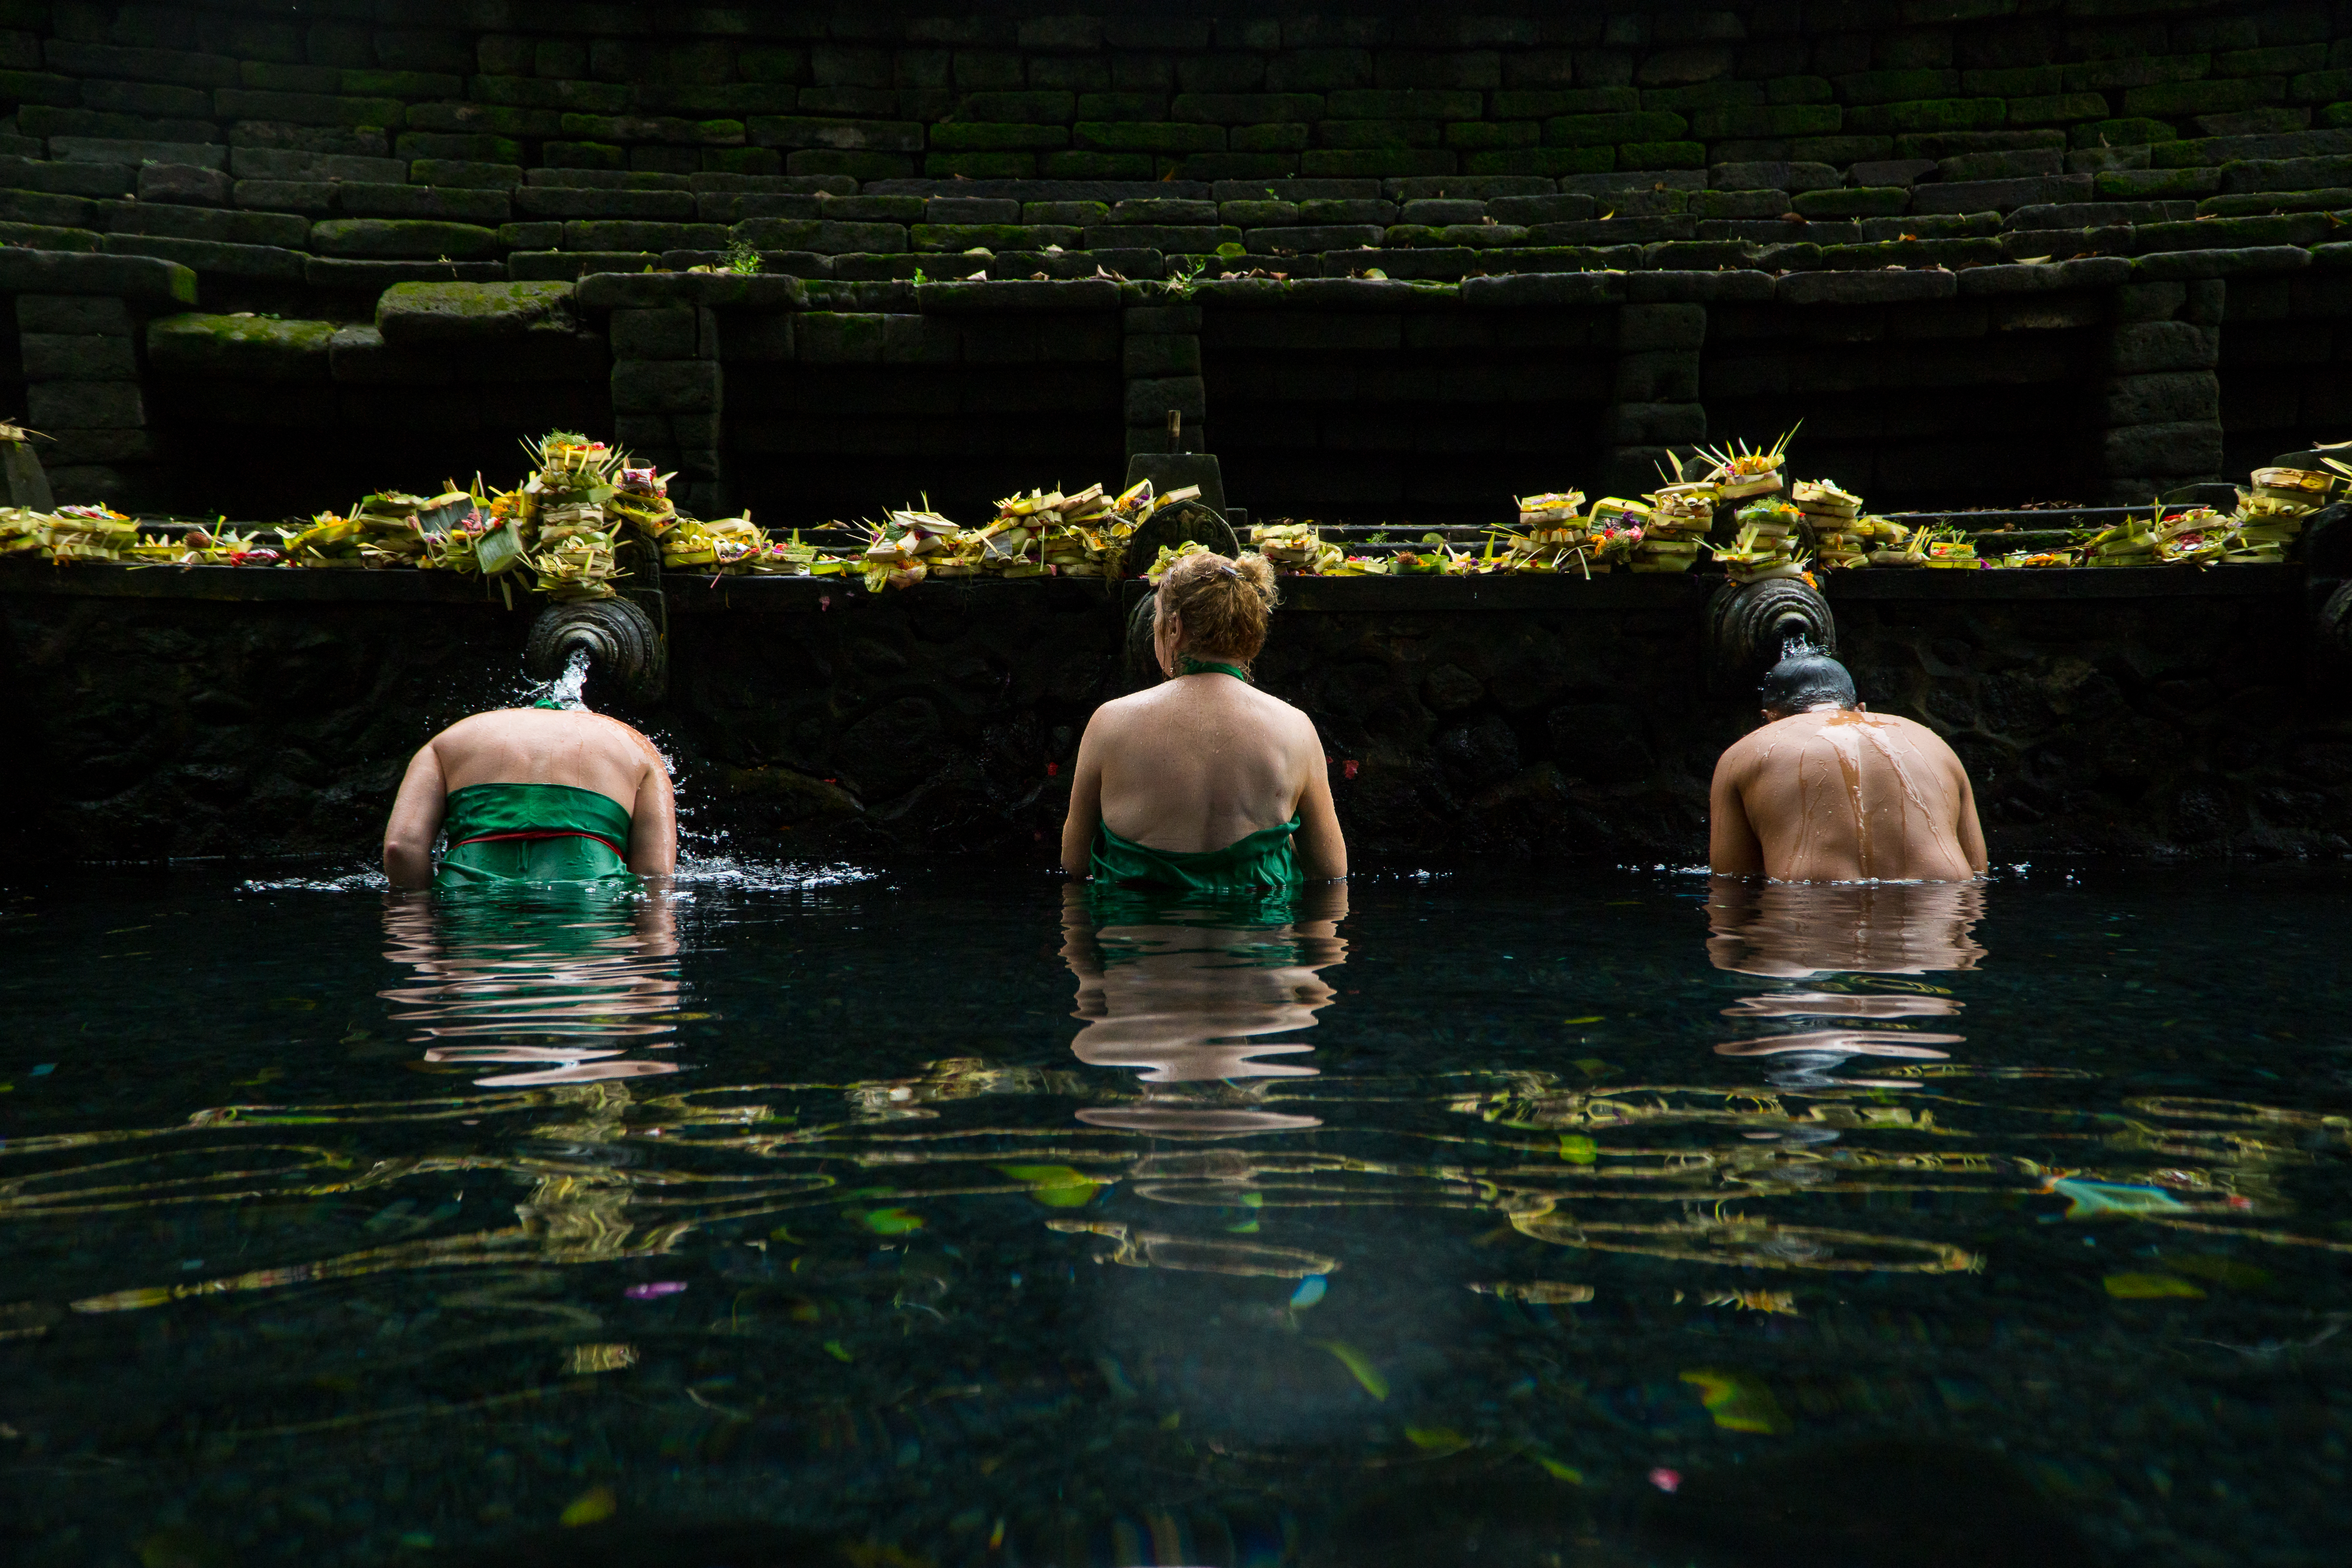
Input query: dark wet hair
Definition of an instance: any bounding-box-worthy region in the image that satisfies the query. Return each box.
[1759,650,1856,713]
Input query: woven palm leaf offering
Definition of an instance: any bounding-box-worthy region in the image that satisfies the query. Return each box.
[2147,506,2232,567]
[1791,478,1867,569]
[2227,492,2308,564]
[657,517,719,570]
[2079,510,2160,567]
[858,514,933,591]
[0,506,44,556]
[1583,496,1652,574]
[2253,464,2336,510]
[1918,524,1980,569]
[1696,427,1796,500]
[1713,497,1810,582]
[1389,533,1473,576]
[1250,521,1342,573]
[1635,480,1715,573]
[283,509,366,568]
[603,464,676,539]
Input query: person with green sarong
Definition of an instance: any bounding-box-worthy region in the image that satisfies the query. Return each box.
[1061,549,1347,893]
[381,702,677,890]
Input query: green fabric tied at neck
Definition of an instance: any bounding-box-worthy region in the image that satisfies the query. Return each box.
[1179,656,1251,682]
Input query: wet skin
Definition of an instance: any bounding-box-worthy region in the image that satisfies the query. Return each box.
[380,707,679,889]
[1709,704,1987,882]
[1060,604,1347,878]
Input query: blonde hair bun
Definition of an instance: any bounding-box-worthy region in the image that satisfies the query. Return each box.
[1158,549,1280,663]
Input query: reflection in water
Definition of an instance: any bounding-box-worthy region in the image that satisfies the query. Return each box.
[1060,884,1348,1135]
[379,887,684,1086]
[1707,876,1979,1089]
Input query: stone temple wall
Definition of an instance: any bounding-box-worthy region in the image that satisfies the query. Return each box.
[0,1,2344,520]
[2,568,2346,868]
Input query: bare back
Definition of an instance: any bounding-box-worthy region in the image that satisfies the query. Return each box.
[1710,708,1986,882]
[382,708,677,886]
[1061,674,1346,878]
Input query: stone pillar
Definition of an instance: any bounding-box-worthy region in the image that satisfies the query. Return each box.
[609,300,726,516]
[1601,299,1707,496]
[2097,277,2223,505]
[18,293,151,507]
[1122,301,1204,459]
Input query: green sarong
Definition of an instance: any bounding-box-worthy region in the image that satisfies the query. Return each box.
[1091,815,1301,897]
[436,782,634,888]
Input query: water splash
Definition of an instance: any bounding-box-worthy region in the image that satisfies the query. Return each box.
[545,646,593,710]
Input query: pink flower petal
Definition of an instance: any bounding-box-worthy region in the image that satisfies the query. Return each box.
[624,1281,687,1300]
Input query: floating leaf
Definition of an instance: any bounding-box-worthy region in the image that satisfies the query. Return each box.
[2047,1178,2190,1220]
[994,1165,1103,1209]
[823,1339,854,1362]
[2166,1255,2271,1289]
[1681,1368,1791,1435]
[1406,1425,1472,1453]
[1557,1135,1597,1165]
[559,1486,616,1527]
[2103,1272,2206,1300]
[847,1206,926,1235]
[1532,1452,1585,1483]
[1471,1281,1593,1304]
[1314,1339,1389,1400]
[1289,1275,1328,1310]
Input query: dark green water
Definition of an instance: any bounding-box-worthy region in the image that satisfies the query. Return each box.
[2,859,2348,1568]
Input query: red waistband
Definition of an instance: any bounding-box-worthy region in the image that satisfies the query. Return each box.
[450,828,626,858]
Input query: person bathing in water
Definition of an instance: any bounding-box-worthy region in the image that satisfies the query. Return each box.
[1710,649,1986,882]
[1061,549,1347,892]
[382,700,677,890]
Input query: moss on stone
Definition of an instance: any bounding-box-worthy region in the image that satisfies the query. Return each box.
[146,313,336,381]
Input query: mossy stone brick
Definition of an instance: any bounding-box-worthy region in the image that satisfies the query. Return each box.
[1268,50,1374,92]
[1229,123,1308,152]
[1325,89,1482,121]
[1690,103,1841,138]
[21,331,135,379]
[819,196,927,223]
[1024,200,1111,225]
[734,216,908,253]
[568,219,727,250]
[1172,93,1327,125]
[2007,93,2110,127]
[213,89,405,128]
[1033,151,1150,178]
[2125,79,2282,118]
[397,133,524,164]
[1962,67,2065,98]
[1111,198,1221,225]
[2064,56,2210,94]
[340,70,465,100]
[17,295,134,336]
[498,220,562,248]
[517,188,697,220]
[1081,223,1238,249]
[2217,45,2327,78]
[19,106,218,142]
[2098,168,2222,198]
[1122,335,1200,376]
[1690,189,1788,219]
[1465,147,1616,176]
[924,153,1035,178]
[1302,149,1455,178]
[26,381,146,431]
[1621,141,1705,169]
[1546,111,1686,147]
[1077,93,1169,122]
[1075,121,1225,153]
[960,91,1075,123]
[80,79,209,119]
[931,122,1069,152]
[911,223,1082,251]
[1843,98,2004,135]
[612,358,721,412]
[408,103,561,138]
[1640,82,1765,113]
[146,312,335,380]
[748,117,923,152]
[2292,70,2352,105]
[112,204,312,248]
[1793,136,1896,164]
[1835,69,1960,105]
[335,183,510,224]
[1299,198,1394,223]
[1494,88,1640,119]
[44,42,240,90]
[1446,122,1541,151]
[377,279,574,345]
[2072,118,2178,149]
[542,142,627,170]
[609,305,699,359]
[238,62,343,94]
[1789,186,1909,218]
[1317,119,1443,149]
[308,217,501,259]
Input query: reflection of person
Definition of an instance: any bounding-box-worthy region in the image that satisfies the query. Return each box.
[1705,875,1986,978]
[1709,650,1986,882]
[1059,881,1348,1133]
[1061,551,1346,892]
[380,884,683,1085]
[382,706,677,890]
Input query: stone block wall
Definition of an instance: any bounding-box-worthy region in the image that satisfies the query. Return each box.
[0,2,2348,512]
